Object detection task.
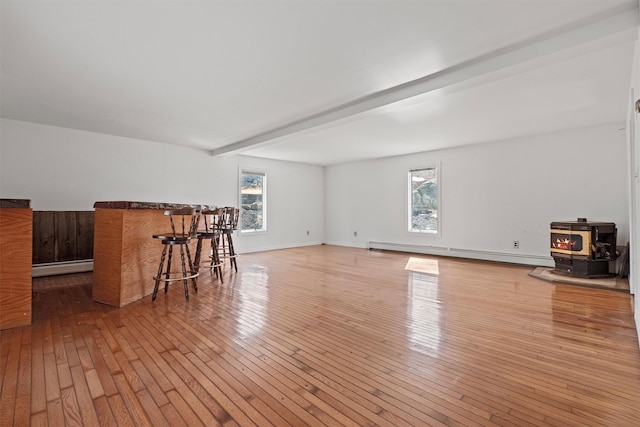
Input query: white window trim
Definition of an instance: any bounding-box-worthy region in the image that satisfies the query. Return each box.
[239,167,268,234]
[406,163,441,236]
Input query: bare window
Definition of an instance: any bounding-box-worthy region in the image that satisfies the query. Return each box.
[240,170,266,233]
[409,167,438,233]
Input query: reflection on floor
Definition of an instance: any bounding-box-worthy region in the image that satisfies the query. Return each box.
[529,266,629,292]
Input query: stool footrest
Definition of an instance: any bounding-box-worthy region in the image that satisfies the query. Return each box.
[201,256,224,267]
[154,272,199,282]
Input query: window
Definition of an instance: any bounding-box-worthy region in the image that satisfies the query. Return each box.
[408,166,438,233]
[240,170,266,233]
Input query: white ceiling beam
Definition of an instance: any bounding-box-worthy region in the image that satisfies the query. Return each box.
[211,4,638,157]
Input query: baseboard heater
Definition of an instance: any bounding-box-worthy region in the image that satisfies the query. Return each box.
[367,241,554,267]
[32,260,94,278]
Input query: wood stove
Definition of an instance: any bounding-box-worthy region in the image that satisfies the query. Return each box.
[550,219,616,278]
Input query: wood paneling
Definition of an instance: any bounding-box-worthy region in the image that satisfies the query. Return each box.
[93,209,199,307]
[54,211,76,262]
[76,211,94,260]
[32,211,95,264]
[32,211,54,264]
[3,246,638,426]
[0,207,32,329]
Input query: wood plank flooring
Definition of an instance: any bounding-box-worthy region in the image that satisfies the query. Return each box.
[1,245,639,426]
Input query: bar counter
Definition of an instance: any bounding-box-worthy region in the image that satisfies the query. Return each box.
[0,199,32,329]
[93,201,216,307]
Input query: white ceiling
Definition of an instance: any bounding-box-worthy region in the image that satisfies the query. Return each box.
[1,0,638,166]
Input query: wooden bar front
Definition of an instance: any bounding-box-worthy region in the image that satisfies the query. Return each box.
[0,199,33,329]
[93,202,213,307]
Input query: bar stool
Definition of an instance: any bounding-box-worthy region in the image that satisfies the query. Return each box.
[218,207,239,272]
[193,208,224,282]
[152,208,200,301]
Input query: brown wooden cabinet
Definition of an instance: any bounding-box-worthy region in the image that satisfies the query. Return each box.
[92,201,216,306]
[0,200,33,330]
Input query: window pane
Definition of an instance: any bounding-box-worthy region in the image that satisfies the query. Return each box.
[409,167,438,233]
[241,172,265,232]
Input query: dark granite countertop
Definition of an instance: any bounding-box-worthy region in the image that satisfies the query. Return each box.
[94,201,217,211]
[0,199,31,208]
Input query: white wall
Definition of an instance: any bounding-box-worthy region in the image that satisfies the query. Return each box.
[326,123,629,266]
[0,118,325,254]
[1,117,630,264]
[629,29,640,339]
[636,0,640,345]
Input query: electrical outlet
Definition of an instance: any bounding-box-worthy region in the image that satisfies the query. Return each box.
[513,240,519,249]
[354,231,358,237]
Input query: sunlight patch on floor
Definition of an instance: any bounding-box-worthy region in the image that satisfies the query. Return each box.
[404,257,439,275]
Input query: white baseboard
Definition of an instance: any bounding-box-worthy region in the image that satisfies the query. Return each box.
[27,242,552,276]
[323,241,369,249]
[32,260,94,277]
[239,241,324,254]
[366,241,555,267]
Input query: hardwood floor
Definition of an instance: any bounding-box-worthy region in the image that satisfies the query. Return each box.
[1,245,639,426]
